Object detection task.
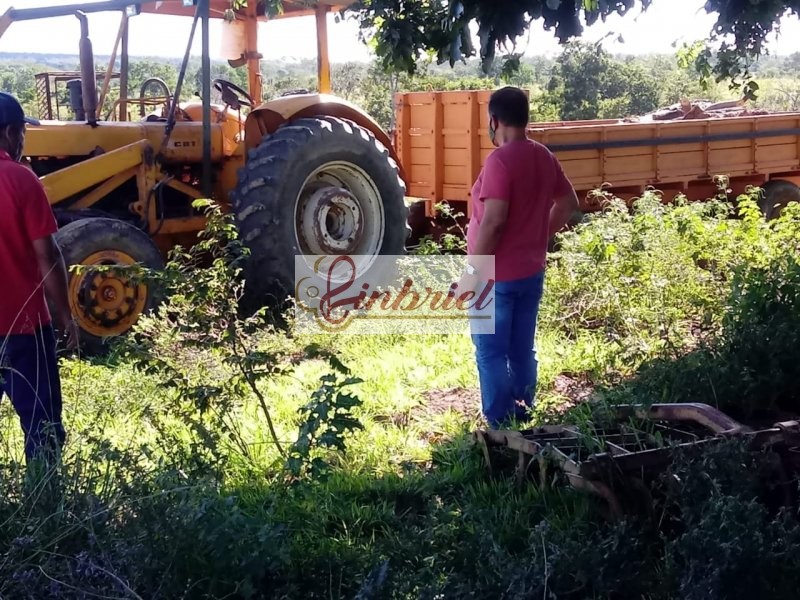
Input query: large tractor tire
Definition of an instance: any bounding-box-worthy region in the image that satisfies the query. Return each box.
[53,208,116,228]
[54,218,163,354]
[231,116,408,306]
[759,179,800,220]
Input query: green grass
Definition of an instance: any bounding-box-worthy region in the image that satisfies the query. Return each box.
[1,191,800,598]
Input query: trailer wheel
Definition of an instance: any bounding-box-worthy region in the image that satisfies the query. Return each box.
[759,180,800,220]
[231,116,408,306]
[54,218,163,354]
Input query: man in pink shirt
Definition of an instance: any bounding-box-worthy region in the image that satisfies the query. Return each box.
[464,86,579,428]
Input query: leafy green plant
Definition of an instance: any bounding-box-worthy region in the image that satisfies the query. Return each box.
[411,202,467,256]
[656,440,800,600]
[597,193,800,418]
[541,192,734,380]
[118,200,290,469]
[287,347,364,481]
[535,41,662,121]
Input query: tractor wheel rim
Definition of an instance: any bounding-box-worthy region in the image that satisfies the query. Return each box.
[68,250,148,338]
[302,187,364,254]
[295,161,385,281]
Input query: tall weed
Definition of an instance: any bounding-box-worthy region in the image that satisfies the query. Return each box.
[541,193,733,370]
[601,195,800,417]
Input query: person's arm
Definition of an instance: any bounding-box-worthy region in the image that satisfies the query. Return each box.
[19,167,79,349]
[468,154,511,276]
[470,199,508,273]
[548,153,580,238]
[548,188,580,238]
[32,235,78,349]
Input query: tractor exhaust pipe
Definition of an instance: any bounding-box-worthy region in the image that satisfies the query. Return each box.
[76,11,98,125]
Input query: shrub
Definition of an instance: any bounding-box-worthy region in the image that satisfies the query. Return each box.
[599,196,800,417]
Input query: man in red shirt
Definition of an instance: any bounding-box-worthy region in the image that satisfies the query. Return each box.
[0,92,77,462]
[464,86,579,427]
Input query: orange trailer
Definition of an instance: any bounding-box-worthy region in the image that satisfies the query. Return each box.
[395,90,800,221]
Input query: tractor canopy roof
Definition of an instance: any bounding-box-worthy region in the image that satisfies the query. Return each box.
[1,0,353,35]
[138,0,351,21]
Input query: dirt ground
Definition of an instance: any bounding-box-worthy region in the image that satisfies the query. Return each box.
[407,373,596,425]
[552,373,595,409]
[418,387,482,420]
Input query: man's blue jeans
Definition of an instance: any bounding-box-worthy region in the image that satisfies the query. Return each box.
[0,325,66,461]
[471,271,544,428]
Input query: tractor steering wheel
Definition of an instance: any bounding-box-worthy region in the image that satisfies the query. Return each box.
[212,78,254,111]
[139,77,172,118]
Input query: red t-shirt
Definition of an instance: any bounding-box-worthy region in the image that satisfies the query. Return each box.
[467,139,572,281]
[0,151,57,335]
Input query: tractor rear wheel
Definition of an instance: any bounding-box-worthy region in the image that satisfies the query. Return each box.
[54,218,163,354]
[231,116,408,306]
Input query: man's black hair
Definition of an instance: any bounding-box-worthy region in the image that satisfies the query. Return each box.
[488,86,529,128]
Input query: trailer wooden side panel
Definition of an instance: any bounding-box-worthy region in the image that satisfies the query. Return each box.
[394,90,800,216]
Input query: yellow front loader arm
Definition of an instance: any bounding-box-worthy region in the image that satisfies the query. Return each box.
[41,139,153,205]
[39,138,206,238]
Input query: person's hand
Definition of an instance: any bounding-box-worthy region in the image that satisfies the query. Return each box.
[457,271,478,296]
[57,316,80,352]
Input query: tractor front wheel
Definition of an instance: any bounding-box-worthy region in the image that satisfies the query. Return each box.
[231,116,408,306]
[54,218,163,354]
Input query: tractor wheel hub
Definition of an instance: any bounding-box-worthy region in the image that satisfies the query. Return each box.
[301,186,364,254]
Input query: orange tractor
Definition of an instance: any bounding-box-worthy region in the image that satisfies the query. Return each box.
[0,0,408,350]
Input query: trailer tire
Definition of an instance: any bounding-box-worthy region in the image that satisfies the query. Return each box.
[759,179,800,220]
[231,116,408,308]
[54,218,163,355]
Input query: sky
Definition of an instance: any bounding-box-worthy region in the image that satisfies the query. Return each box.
[1,0,800,62]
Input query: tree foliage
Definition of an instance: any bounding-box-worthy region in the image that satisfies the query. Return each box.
[6,48,800,127]
[347,0,800,89]
[535,42,661,120]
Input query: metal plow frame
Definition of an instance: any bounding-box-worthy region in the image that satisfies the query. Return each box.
[474,403,800,517]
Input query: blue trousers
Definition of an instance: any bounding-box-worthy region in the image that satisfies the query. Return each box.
[471,271,544,428]
[0,325,66,461]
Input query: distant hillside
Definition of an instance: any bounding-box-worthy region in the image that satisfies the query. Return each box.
[0,51,497,84]
[0,52,349,68]
[0,52,241,70]
[0,51,520,76]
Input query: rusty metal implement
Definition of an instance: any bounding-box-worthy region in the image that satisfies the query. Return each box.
[474,403,800,517]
